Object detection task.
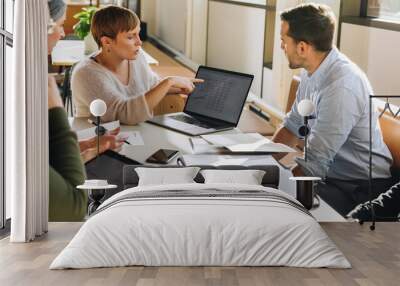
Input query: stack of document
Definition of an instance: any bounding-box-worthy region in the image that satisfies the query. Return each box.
[188,137,225,154]
[201,133,296,153]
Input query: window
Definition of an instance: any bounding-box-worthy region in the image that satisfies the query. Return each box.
[367,0,400,22]
[0,0,14,230]
[5,0,13,32]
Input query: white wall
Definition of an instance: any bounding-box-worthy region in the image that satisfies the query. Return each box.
[141,0,207,67]
[207,1,265,97]
[140,0,156,36]
[154,0,187,53]
[190,0,208,65]
[340,23,400,105]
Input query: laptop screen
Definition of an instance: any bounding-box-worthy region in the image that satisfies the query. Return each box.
[184,66,254,125]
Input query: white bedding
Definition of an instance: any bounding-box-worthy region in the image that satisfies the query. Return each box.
[50,183,351,269]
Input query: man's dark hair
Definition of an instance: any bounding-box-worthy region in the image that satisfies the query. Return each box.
[280,3,335,52]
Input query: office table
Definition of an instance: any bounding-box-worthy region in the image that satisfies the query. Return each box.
[70,112,345,222]
[51,40,159,67]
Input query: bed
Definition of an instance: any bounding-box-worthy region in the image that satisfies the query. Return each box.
[50,165,350,269]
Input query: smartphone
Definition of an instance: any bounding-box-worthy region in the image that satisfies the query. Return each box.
[146,149,180,164]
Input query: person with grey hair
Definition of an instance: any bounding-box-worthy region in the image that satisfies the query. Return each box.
[47,0,87,221]
[47,0,66,54]
[47,0,125,221]
[48,0,66,22]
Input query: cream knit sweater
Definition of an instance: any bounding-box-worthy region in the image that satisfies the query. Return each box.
[71,49,159,125]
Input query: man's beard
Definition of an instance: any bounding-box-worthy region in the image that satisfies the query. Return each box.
[286,52,302,69]
[288,61,301,69]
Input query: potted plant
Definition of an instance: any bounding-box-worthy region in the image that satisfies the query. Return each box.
[73,6,98,55]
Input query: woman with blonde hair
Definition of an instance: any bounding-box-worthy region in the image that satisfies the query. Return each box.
[72,5,203,125]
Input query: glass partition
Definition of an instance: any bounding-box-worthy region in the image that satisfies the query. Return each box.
[367,0,400,22]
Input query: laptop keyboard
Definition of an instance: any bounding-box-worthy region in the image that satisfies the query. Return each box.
[170,114,217,129]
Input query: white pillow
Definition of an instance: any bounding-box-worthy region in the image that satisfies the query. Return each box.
[200,169,266,185]
[135,167,200,186]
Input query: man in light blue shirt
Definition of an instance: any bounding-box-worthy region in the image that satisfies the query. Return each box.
[272,3,394,216]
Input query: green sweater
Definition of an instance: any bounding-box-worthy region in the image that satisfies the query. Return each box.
[49,107,87,221]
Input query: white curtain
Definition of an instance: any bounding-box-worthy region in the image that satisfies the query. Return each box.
[8,0,49,242]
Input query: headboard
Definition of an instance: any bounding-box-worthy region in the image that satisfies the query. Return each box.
[123,165,280,189]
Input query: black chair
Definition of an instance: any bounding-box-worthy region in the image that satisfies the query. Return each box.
[61,65,74,116]
[59,34,80,116]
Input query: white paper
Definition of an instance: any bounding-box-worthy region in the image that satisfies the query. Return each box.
[121,131,144,146]
[188,137,224,154]
[212,158,248,166]
[181,154,279,167]
[228,142,296,153]
[190,137,215,147]
[201,133,296,153]
[182,155,248,166]
[202,133,267,146]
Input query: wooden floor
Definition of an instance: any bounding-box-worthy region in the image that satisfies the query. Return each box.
[0,222,399,286]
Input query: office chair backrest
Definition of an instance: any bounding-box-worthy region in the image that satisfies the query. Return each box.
[61,63,78,117]
[379,110,400,169]
[285,75,301,113]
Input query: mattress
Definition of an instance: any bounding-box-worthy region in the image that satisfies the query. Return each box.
[50,183,351,269]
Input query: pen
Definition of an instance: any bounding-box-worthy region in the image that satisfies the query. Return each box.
[87,119,131,145]
[188,137,194,151]
[249,104,271,122]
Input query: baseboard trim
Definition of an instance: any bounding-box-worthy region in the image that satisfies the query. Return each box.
[147,36,199,71]
[247,94,286,122]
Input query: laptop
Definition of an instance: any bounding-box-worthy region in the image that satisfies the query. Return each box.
[147,66,254,136]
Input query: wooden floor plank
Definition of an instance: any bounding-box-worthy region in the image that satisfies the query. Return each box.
[1,222,400,286]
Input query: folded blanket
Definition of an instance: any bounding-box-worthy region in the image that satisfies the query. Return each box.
[94,188,312,218]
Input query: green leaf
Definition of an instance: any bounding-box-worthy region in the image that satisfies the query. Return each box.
[73,6,98,40]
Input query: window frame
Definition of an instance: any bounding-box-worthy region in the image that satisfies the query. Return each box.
[0,0,13,231]
[366,0,400,22]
